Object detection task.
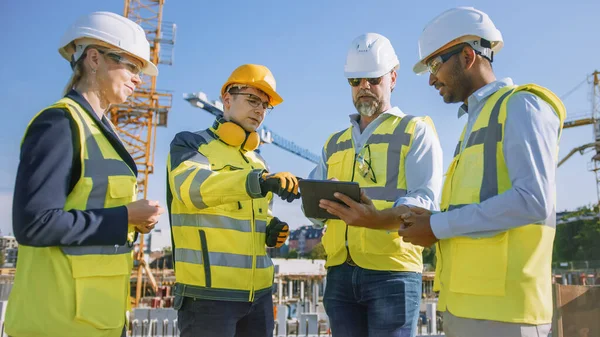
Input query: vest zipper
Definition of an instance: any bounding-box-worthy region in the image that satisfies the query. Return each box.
[240,149,250,163]
[250,204,256,302]
[240,150,256,301]
[436,241,444,288]
[345,153,358,259]
[440,151,461,288]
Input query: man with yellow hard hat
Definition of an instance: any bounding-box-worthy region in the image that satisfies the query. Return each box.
[167,64,300,337]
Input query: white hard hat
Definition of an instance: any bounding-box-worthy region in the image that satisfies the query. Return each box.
[59,11,158,76]
[344,33,399,78]
[413,7,503,75]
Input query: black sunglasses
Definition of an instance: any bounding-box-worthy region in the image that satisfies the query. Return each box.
[348,76,384,87]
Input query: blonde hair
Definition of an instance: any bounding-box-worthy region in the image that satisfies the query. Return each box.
[61,42,109,96]
[62,57,85,96]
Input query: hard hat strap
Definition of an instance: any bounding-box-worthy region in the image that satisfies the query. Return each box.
[466,39,494,63]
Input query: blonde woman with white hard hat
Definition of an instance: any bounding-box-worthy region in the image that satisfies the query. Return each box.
[6,11,164,337]
[400,7,566,337]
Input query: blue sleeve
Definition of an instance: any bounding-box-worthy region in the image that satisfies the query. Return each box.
[304,146,328,228]
[308,147,328,180]
[393,118,443,211]
[430,92,560,239]
[12,108,129,247]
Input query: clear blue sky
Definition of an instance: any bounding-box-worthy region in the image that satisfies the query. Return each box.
[1,1,599,249]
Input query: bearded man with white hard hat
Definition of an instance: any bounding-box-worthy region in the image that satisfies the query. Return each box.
[307,33,443,337]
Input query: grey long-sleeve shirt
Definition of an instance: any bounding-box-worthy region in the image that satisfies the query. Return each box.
[430,78,561,239]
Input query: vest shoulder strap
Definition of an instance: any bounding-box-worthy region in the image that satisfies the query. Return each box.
[510,84,566,124]
[324,127,352,160]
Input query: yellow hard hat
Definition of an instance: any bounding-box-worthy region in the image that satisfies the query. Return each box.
[221,64,283,107]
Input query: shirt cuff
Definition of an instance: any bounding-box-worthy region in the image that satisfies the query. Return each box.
[105,206,130,245]
[393,197,422,208]
[394,197,441,213]
[246,169,265,198]
[309,217,326,228]
[301,203,326,228]
[430,212,452,239]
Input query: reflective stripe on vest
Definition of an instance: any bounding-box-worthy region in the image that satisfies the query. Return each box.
[80,118,133,209]
[175,130,213,210]
[448,89,514,207]
[171,213,266,233]
[61,103,134,256]
[326,116,415,201]
[175,248,271,269]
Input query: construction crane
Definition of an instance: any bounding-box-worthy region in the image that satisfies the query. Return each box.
[107,0,175,307]
[184,92,321,164]
[559,70,600,203]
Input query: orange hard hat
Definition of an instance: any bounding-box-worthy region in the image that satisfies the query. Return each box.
[221,64,283,107]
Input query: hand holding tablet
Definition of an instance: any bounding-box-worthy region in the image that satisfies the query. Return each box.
[299,179,361,219]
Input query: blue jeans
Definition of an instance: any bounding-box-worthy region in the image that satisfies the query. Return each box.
[176,293,274,337]
[324,263,422,337]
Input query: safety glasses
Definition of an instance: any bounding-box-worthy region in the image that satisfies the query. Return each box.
[348,76,384,87]
[426,44,466,75]
[356,145,376,183]
[98,49,143,76]
[230,92,274,113]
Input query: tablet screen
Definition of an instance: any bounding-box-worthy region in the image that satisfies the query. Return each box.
[299,179,360,219]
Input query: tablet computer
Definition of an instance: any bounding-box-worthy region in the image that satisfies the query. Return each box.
[299,179,361,219]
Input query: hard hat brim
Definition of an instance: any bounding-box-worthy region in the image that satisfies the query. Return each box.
[58,39,159,77]
[413,61,428,75]
[344,66,398,79]
[142,61,158,77]
[252,82,283,106]
[221,81,283,107]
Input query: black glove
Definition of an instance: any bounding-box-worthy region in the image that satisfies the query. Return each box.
[266,217,289,248]
[259,171,301,202]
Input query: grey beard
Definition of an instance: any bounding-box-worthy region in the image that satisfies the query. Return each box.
[355,100,379,117]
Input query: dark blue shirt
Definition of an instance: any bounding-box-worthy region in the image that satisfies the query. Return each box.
[12,90,138,247]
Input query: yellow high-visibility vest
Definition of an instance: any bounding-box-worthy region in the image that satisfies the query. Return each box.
[6,97,137,337]
[322,115,434,272]
[434,84,566,324]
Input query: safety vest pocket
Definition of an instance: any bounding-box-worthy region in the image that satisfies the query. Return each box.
[449,232,508,296]
[215,201,244,212]
[199,230,212,287]
[364,229,402,255]
[107,175,137,208]
[326,155,346,180]
[71,255,130,329]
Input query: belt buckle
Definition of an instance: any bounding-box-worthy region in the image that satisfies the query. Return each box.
[346,254,356,266]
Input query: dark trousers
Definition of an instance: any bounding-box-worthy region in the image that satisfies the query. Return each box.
[177,293,274,337]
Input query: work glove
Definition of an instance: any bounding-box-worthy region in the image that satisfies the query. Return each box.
[266,217,289,248]
[259,171,301,202]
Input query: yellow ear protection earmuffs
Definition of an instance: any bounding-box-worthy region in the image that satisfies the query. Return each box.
[212,118,261,151]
